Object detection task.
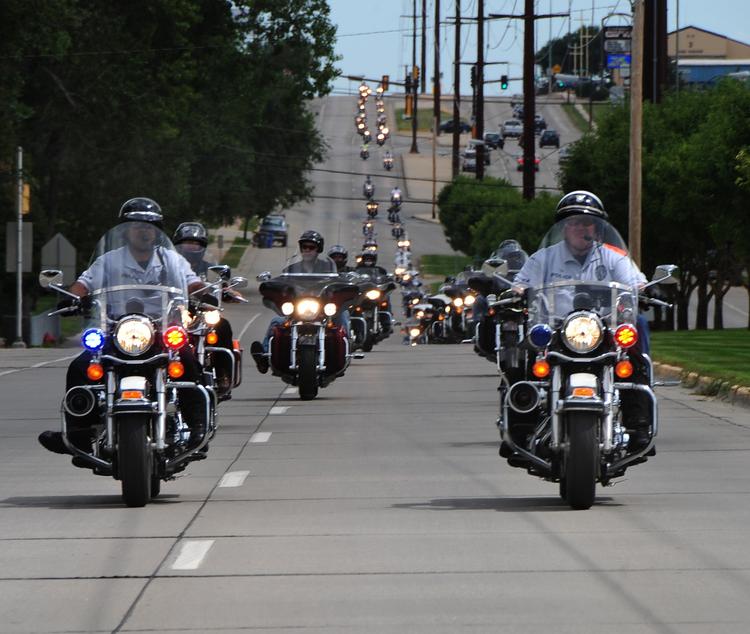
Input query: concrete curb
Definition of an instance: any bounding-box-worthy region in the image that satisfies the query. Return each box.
[653,361,750,409]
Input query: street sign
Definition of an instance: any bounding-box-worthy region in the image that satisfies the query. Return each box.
[551,64,562,74]
[603,25,632,41]
[5,222,33,273]
[604,39,631,53]
[41,232,77,282]
[607,54,631,69]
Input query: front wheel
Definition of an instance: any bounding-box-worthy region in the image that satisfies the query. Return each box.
[298,346,319,400]
[565,413,598,510]
[117,415,153,507]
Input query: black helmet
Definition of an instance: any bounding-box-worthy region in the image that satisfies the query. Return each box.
[328,244,348,260]
[298,230,324,253]
[359,251,377,265]
[173,222,208,247]
[494,239,529,272]
[119,197,163,227]
[554,190,608,222]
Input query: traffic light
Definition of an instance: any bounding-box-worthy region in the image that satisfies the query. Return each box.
[500,74,509,90]
[382,74,389,92]
[470,65,476,89]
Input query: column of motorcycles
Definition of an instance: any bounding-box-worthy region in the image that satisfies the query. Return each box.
[38,225,247,507]
[356,81,391,161]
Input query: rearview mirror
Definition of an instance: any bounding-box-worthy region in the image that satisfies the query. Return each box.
[230,276,248,289]
[207,265,231,283]
[39,269,63,288]
[256,271,272,282]
[651,264,679,286]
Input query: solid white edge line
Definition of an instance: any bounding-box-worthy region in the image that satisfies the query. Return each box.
[237,313,261,342]
[172,540,215,570]
[250,432,272,443]
[269,406,288,415]
[0,353,78,378]
[218,470,251,487]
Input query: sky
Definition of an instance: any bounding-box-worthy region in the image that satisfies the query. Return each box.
[327,0,748,95]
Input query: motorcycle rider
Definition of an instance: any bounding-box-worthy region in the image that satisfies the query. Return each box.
[173,221,243,396]
[390,186,402,204]
[383,151,394,169]
[513,190,653,451]
[328,244,353,273]
[250,231,336,373]
[38,198,209,462]
[363,175,374,198]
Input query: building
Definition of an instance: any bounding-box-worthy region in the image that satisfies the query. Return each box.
[668,26,750,85]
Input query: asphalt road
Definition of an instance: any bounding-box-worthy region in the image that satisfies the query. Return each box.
[1,95,750,633]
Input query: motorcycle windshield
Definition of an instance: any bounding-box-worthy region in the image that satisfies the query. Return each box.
[515,214,644,328]
[82,223,189,329]
[280,252,338,277]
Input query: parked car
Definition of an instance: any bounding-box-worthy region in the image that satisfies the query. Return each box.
[438,119,471,134]
[501,119,523,138]
[516,155,540,171]
[539,129,560,148]
[483,132,504,150]
[255,214,288,247]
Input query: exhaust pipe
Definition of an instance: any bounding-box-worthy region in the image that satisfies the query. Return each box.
[64,386,97,417]
[507,381,541,414]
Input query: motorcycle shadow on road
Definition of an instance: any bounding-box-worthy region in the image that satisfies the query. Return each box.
[0,494,181,509]
[392,495,619,512]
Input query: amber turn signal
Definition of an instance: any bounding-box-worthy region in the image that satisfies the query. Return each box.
[168,361,185,379]
[532,360,551,378]
[86,362,105,381]
[615,360,634,379]
[206,331,218,345]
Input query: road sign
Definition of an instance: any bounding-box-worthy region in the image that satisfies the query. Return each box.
[603,25,632,41]
[604,39,631,53]
[551,64,561,74]
[607,54,631,69]
[41,233,77,282]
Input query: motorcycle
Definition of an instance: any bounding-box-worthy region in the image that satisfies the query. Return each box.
[257,254,361,400]
[366,200,379,218]
[492,218,678,509]
[387,205,400,224]
[38,225,229,507]
[360,147,369,160]
[349,267,396,352]
[362,219,376,239]
[363,181,374,199]
[383,156,394,171]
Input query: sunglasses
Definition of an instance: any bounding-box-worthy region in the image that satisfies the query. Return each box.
[300,243,318,251]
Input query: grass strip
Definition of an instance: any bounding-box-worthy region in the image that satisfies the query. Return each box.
[420,253,473,277]
[220,237,250,269]
[561,103,590,134]
[651,328,750,388]
[394,107,450,132]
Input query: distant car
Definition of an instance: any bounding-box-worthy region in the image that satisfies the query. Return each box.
[438,119,471,134]
[461,156,477,172]
[516,155,540,171]
[534,114,547,133]
[513,105,524,120]
[502,120,523,138]
[510,93,524,106]
[483,132,504,150]
[256,214,288,246]
[466,139,491,164]
[558,146,572,164]
[539,129,560,148]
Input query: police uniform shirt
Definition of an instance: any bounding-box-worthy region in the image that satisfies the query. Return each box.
[77,246,199,292]
[514,239,646,289]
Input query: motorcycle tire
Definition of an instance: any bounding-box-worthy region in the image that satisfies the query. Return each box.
[151,476,161,499]
[564,413,598,510]
[117,415,153,508]
[298,347,319,401]
[362,335,374,352]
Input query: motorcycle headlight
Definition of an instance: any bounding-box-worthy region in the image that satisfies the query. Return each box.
[409,327,421,337]
[463,294,476,306]
[296,298,320,319]
[365,289,381,300]
[114,316,154,356]
[561,312,603,353]
[323,302,338,316]
[203,309,221,326]
[281,302,294,316]
[453,297,464,308]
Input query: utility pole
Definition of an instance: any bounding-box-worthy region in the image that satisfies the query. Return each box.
[421,0,427,94]
[475,0,485,179]
[13,146,26,348]
[490,4,568,199]
[629,0,644,267]
[432,0,440,218]
[451,0,461,178]
[411,0,419,153]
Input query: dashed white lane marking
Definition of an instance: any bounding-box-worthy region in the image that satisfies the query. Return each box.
[250,432,272,443]
[0,353,78,377]
[283,387,298,395]
[218,470,251,487]
[269,406,288,415]
[171,540,214,570]
[237,313,260,342]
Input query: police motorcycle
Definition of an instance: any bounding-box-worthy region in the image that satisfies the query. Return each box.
[187,265,247,400]
[349,255,396,352]
[490,217,678,509]
[39,225,220,507]
[438,272,479,341]
[257,253,361,400]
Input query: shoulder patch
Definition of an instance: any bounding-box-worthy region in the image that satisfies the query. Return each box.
[603,242,627,256]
